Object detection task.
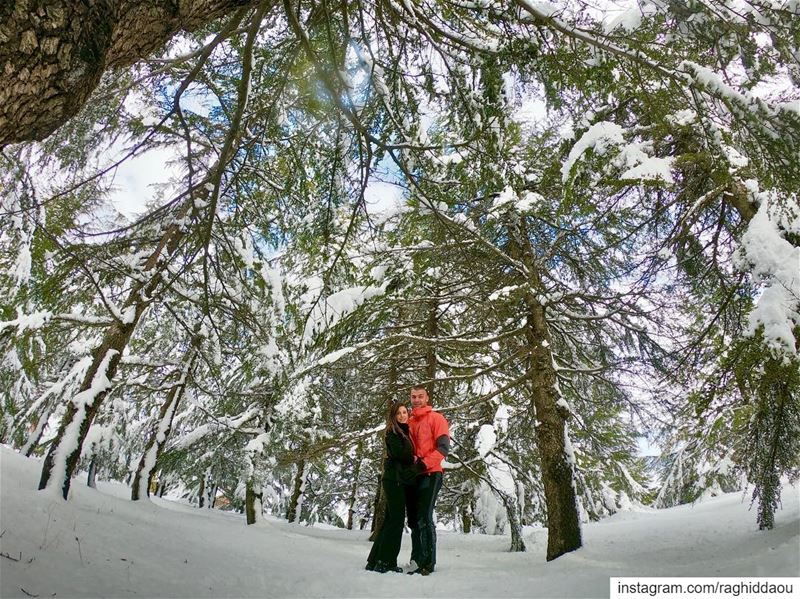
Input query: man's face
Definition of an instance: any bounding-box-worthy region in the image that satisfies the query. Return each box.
[410,388,429,409]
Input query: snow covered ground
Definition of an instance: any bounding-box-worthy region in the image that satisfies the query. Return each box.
[1,447,798,598]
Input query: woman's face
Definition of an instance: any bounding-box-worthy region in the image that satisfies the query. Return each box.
[396,405,409,424]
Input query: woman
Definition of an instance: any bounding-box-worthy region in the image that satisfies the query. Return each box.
[366,402,420,573]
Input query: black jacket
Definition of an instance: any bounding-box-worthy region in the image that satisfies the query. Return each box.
[383,423,417,485]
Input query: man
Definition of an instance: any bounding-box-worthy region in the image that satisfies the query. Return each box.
[406,385,450,576]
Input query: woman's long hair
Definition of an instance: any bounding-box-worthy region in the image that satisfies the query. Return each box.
[386,401,409,439]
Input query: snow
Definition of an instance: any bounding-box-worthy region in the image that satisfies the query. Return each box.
[436,151,464,165]
[261,264,285,317]
[679,60,797,125]
[244,432,269,455]
[518,0,560,18]
[561,122,625,181]
[475,424,497,458]
[134,365,189,500]
[13,242,31,285]
[42,350,119,497]
[172,407,259,450]
[120,306,137,325]
[233,235,255,270]
[317,346,358,365]
[1,448,797,598]
[736,187,800,355]
[473,480,507,535]
[614,141,675,184]
[563,425,577,467]
[0,309,53,334]
[603,2,658,33]
[494,404,510,434]
[619,155,674,184]
[517,191,544,212]
[81,424,116,460]
[14,356,93,432]
[489,285,520,301]
[491,185,517,212]
[666,109,697,126]
[722,144,749,170]
[562,124,674,185]
[293,462,309,524]
[303,284,387,342]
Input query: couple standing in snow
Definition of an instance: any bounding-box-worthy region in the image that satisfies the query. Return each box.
[366,385,450,576]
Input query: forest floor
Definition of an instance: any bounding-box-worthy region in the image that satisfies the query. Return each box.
[1,446,798,598]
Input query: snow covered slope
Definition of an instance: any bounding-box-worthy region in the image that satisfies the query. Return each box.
[1,447,797,598]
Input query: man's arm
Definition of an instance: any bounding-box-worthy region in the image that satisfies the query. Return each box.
[420,413,450,471]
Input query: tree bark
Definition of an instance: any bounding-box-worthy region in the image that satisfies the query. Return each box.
[368,473,385,542]
[500,492,526,552]
[131,342,198,501]
[286,459,307,523]
[424,296,438,397]
[525,302,582,560]
[0,0,258,146]
[242,406,272,525]
[20,401,55,457]
[86,457,97,488]
[198,467,214,508]
[124,451,133,485]
[370,345,397,539]
[37,334,128,498]
[37,199,191,499]
[461,501,472,534]
[508,216,582,560]
[345,442,363,530]
[245,478,263,524]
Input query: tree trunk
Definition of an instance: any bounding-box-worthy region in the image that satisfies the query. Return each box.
[38,199,191,499]
[131,344,198,501]
[370,346,395,540]
[500,492,526,552]
[508,216,582,560]
[245,479,263,525]
[286,460,307,523]
[242,401,273,525]
[525,301,582,560]
[37,342,125,498]
[198,468,214,508]
[425,297,438,397]
[86,457,97,489]
[0,0,259,146]
[20,401,55,457]
[462,501,473,534]
[242,443,260,524]
[124,452,133,486]
[346,442,363,530]
[368,473,385,541]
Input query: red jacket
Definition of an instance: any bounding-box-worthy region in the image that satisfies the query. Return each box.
[409,405,450,474]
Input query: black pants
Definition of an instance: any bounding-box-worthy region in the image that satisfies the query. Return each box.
[409,472,443,568]
[367,478,415,568]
